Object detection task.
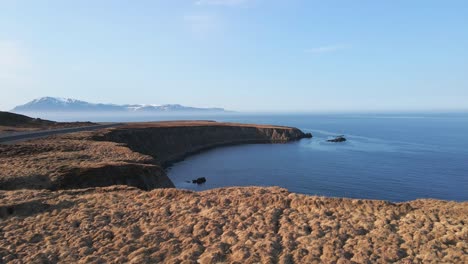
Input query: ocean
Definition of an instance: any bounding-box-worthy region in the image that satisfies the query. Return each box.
[166,113,468,202]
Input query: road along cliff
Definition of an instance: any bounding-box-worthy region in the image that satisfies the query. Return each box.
[0,121,312,191]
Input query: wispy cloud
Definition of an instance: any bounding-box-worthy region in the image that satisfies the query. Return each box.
[195,0,250,6]
[184,14,215,23]
[183,14,221,35]
[305,44,348,54]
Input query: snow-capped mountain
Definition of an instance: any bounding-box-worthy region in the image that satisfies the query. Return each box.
[11,97,227,113]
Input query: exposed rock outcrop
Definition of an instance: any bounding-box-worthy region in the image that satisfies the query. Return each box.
[0,121,312,191]
[0,186,466,263]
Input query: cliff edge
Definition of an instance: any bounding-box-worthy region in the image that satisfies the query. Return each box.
[93,121,312,167]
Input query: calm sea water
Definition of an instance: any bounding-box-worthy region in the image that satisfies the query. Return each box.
[166,113,468,202]
[36,112,468,202]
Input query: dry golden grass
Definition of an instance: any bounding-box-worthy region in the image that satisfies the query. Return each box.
[0,126,40,133]
[0,186,466,264]
[120,121,295,129]
[0,131,170,190]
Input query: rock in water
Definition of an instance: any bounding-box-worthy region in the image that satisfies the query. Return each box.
[192,177,207,184]
[327,135,346,142]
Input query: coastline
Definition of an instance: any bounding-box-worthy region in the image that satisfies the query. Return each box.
[0,121,466,263]
[92,121,312,169]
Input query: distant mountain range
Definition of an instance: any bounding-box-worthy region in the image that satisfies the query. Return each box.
[11,97,228,113]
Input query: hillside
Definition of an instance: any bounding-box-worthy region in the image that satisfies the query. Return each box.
[0,111,94,134]
[0,111,55,127]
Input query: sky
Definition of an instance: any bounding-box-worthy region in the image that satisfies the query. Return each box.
[1,0,467,112]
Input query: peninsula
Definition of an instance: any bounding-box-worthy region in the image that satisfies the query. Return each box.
[0,121,312,190]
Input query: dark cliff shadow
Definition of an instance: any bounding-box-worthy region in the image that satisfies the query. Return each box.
[0,174,52,190]
[52,164,174,190]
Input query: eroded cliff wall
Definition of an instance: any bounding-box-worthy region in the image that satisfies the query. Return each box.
[95,123,311,167]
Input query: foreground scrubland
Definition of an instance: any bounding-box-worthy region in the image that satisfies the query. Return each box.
[1,186,466,263]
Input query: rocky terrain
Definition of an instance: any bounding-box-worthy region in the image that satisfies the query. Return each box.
[0,121,311,190]
[0,186,466,264]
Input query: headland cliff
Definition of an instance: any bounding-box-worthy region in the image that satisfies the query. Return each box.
[0,121,311,191]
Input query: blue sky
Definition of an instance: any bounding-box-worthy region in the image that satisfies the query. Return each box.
[1,0,467,112]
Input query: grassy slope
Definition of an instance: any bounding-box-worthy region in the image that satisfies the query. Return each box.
[0,111,55,127]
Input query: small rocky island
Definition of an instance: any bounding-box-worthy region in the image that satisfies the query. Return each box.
[327,135,347,142]
[192,177,207,184]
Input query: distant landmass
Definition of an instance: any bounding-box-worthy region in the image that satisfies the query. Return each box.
[11,97,228,113]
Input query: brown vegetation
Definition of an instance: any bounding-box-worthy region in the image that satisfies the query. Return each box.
[0,186,466,263]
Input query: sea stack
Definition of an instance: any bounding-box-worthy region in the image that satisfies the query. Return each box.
[327,135,347,142]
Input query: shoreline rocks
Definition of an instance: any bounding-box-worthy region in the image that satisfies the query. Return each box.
[192,177,207,184]
[327,135,347,142]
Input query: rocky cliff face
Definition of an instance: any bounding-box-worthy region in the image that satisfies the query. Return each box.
[95,122,312,167]
[0,122,311,191]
